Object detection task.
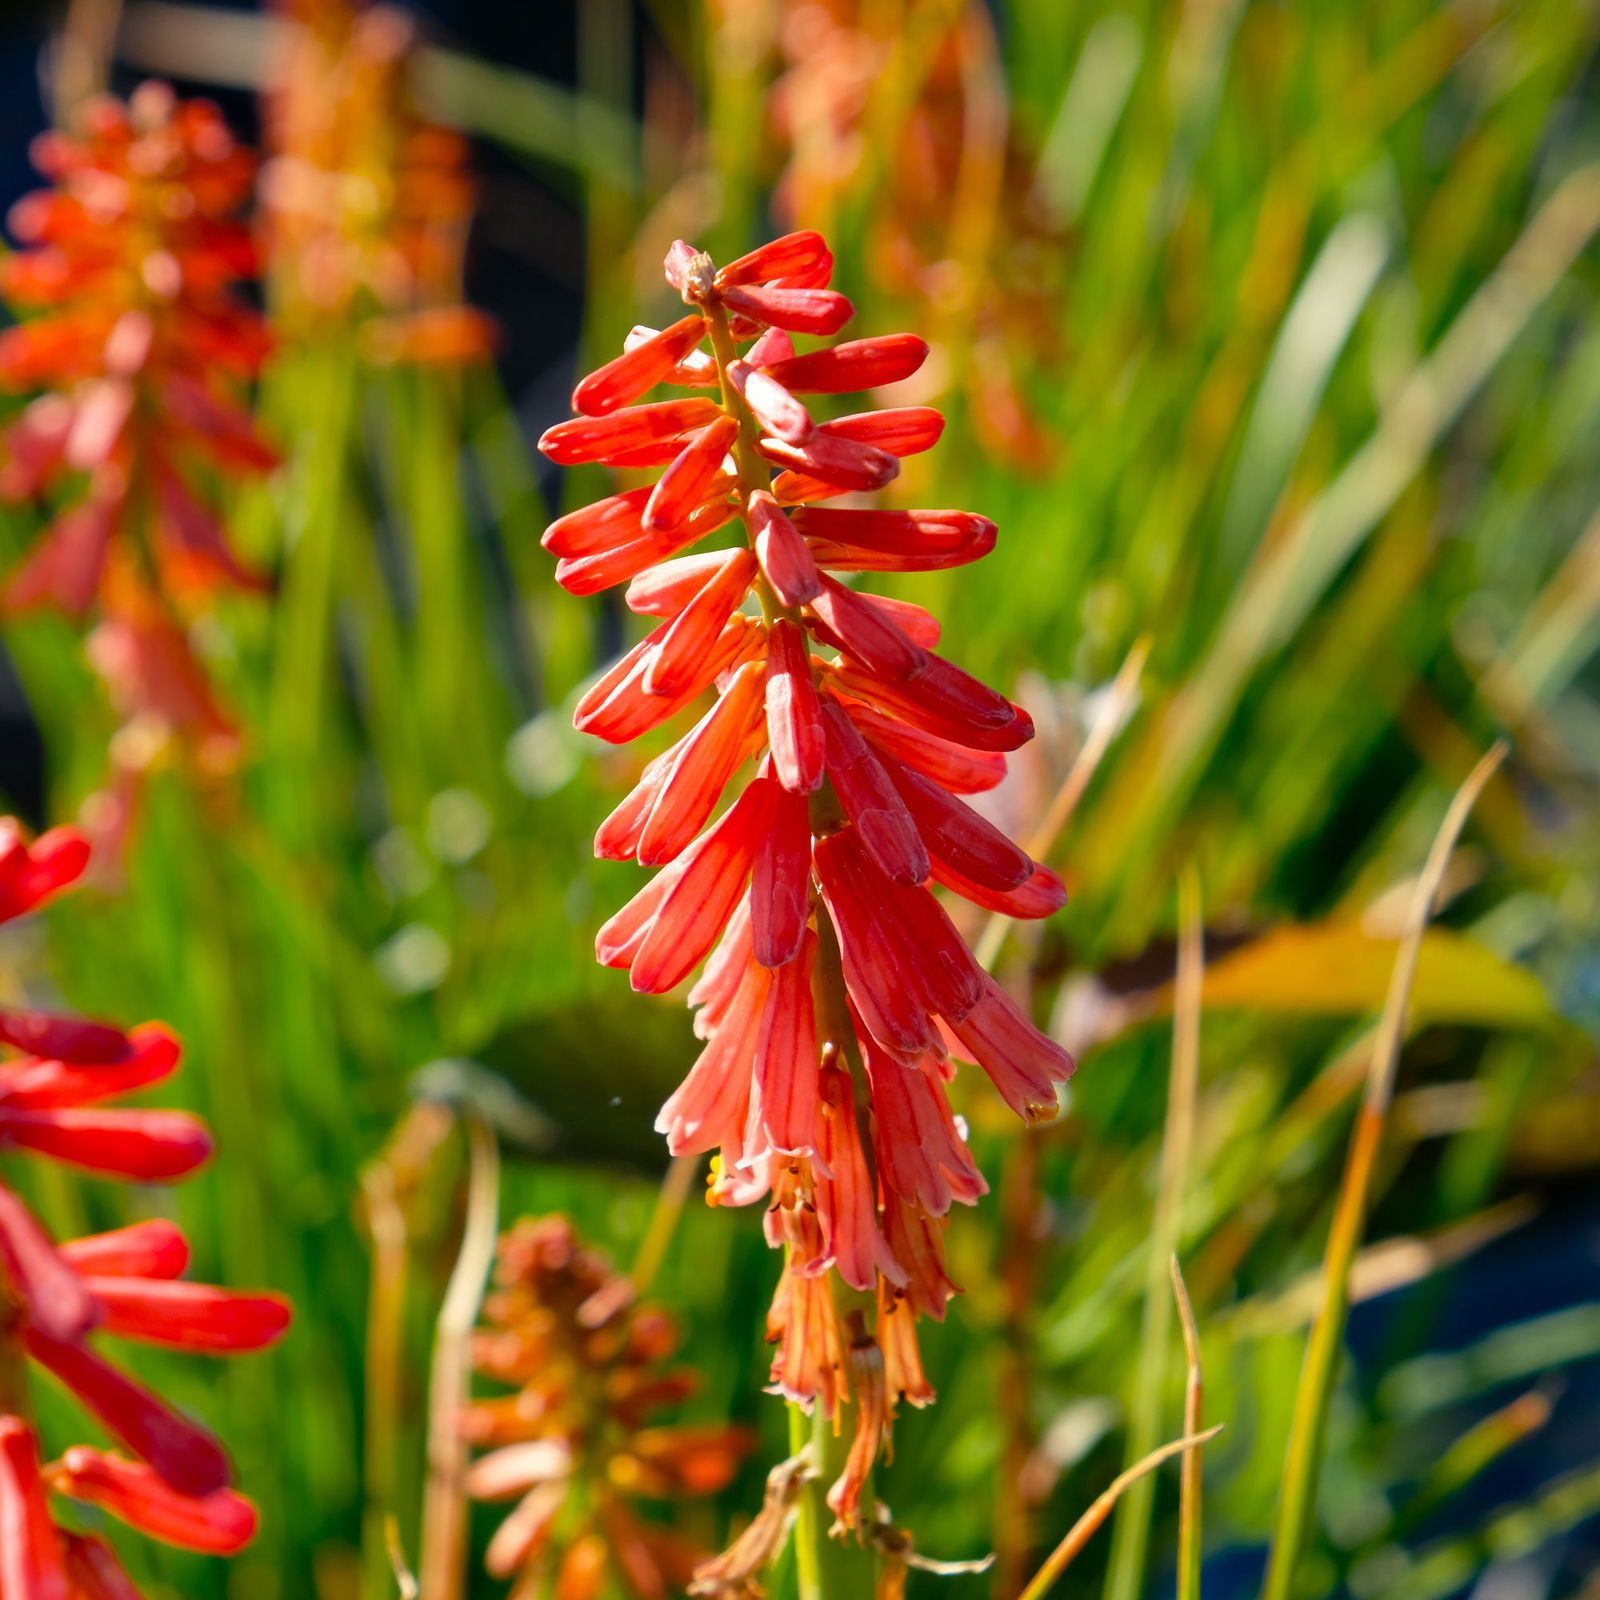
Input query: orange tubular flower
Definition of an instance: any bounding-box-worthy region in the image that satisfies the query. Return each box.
[759,0,1063,474]
[468,1216,751,1600]
[261,0,494,366]
[0,83,275,619]
[539,233,1073,1477]
[0,819,290,1596]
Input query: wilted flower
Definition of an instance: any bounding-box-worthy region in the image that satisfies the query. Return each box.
[539,230,1073,1499]
[0,83,275,617]
[261,0,494,366]
[0,818,290,1594]
[468,1215,752,1600]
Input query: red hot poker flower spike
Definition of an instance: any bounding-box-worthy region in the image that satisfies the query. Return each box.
[0,85,276,618]
[0,816,291,1581]
[539,233,1073,1446]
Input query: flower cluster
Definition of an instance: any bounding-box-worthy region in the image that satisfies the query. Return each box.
[0,83,274,619]
[0,818,290,1596]
[539,233,1073,1462]
[756,0,1061,472]
[467,1215,750,1600]
[262,0,494,367]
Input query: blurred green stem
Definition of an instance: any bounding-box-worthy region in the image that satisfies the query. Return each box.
[268,341,357,831]
[788,1398,876,1600]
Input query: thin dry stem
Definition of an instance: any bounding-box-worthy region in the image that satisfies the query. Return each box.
[417,1109,500,1600]
[1171,1257,1205,1600]
[1017,1426,1225,1600]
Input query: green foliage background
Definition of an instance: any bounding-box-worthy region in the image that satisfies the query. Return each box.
[2,2,1599,1597]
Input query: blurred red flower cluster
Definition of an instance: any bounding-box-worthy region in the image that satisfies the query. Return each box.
[0,819,289,1598]
[0,83,274,619]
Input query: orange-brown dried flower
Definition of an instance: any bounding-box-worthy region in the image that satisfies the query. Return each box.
[468,1216,752,1600]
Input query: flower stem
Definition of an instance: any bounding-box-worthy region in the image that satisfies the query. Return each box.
[788,1397,878,1600]
[0,1285,28,1419]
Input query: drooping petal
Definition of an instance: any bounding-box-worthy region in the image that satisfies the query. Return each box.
[0,1417,69,1600]
[657,957,765,1157]
[24,1330,231,1495]
[715,231,831,288]
[538,398,721,465]
[828,657,1031,752]
[882,758,1033,891]
[573,313,706,414]
[58,1219,190,1280]
[807,576,927,681]
[928,858,1069,919]
[761,333,928,394]
[758,431,898,493]
[825,1324,887,1531]
[863,1043,987,1215]
[720,285,852,335]
[750,930,819,1157]
[0,1182,98,1341]
[51,1449,256,1553]
[0,1107,212,1181]
[747,491,821,607]
[728,360,812,444]
[751,784,812,968]
[641,548,758,697]
[944,975,1075,1123]
[813,833,936,1056]
[815,1066,902,1292]
[765,618,825,794]
[644,414,739,533]
[841,699,1007,793]
[85,1279,292,1352]
[766,1257,849,1416]
[819,703,927,886]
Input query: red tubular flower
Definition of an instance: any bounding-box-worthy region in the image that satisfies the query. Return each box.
[540,235,1072,1473]
[47,1449,257,1554]
[0,84,275,618]
[0,817,290,1584]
